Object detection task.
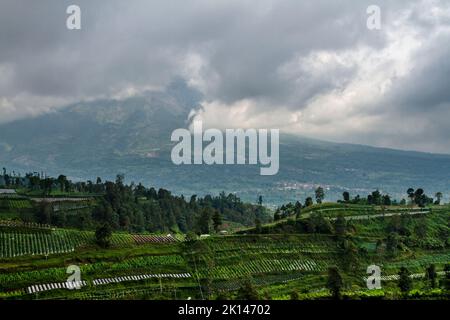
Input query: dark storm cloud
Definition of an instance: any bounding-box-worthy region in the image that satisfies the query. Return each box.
[389,32,450,112]
[0,0,389,100]
[0,0,449,153]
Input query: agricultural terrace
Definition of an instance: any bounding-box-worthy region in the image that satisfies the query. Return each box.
[0,186,448,300]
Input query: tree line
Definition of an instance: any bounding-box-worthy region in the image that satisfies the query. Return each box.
[26,173,270,234]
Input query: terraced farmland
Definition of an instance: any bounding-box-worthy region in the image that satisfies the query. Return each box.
[0,220,51,229]
[189,235,340,281]
[384,253,450,271]
[2,199,32,209]
[0,230,78,258]
[27,273,192,294]
[0,202,448,300]
[132,234,178,244]
[197,258,328,279]
[0,228,132,258]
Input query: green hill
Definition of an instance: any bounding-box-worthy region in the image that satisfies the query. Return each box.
[0,203,448,300]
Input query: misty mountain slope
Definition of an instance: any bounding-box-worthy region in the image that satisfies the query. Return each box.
[1,84,450,205]
[0,80,199,168]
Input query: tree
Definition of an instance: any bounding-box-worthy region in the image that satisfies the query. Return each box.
[274,210,281,221]
[185,231,198,242]
[414,220,427,239]
[212,210,222,233]
[367,194,373,205]
[95,224,112,248]
[294,201,302,219]
[414,188,425,207]
[290,290,299,300]
[407,188,415,205]
[197,208,211,234]
[315,187,325,204]
[437,226,449,245]
[425,264,438,288]
[216,292,231,300]
[35,201,52,224]
[41,178,54,196]
[443,264,450,291]
[257,195,263,206]
[305,197,314,207]
[200,277,212,299]
[398,267,412,294]
[434,192,443,205]
[326,267,343,299]
[341,239,359,271]
[307,212,333,234]
[386,232,399,256]
[382,194,392,206]
[236,279,259,300]
[334,214,347,239]
[342,192,350,202]
[57,175,67,192]
[115,174,125,187]
[375,239,383,252]
[371,190,382,205]
[255,218,262,233]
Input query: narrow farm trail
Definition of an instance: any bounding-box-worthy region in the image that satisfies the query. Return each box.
[329,210,431,221]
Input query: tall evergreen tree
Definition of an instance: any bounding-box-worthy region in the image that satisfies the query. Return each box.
[236,279,259,300]
[212,210,222,233]
[334,214,347,239]
[315,187,325,204]
[305,197,314,207]
[342,191,350,202]
[95,224,112,248]
[398,267,413,294]
[326,267,343,300]
[425,264,438,288]
[197,208,211,234]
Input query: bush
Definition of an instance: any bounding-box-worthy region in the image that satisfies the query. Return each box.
[95,224,112,248]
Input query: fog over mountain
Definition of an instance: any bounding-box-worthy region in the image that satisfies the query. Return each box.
[1,0,450,153]
[1,1,450,204]
[1,81,449,205]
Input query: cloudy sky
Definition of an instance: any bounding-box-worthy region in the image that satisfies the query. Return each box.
[1,0,450,153]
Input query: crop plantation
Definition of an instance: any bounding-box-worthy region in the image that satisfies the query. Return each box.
[0,184,449,300]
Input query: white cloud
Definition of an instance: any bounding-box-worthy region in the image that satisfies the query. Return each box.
[190,0,450,153]
[1,0,450,153]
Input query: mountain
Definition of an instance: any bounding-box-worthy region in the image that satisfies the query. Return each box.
[1,81,450,205]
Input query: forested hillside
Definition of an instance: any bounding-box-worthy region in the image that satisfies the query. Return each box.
[0,170,271,233]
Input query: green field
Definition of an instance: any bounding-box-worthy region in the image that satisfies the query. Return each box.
[0,204,448,300]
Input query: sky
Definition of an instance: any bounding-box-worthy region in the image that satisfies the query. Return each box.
[1,0,450,153]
